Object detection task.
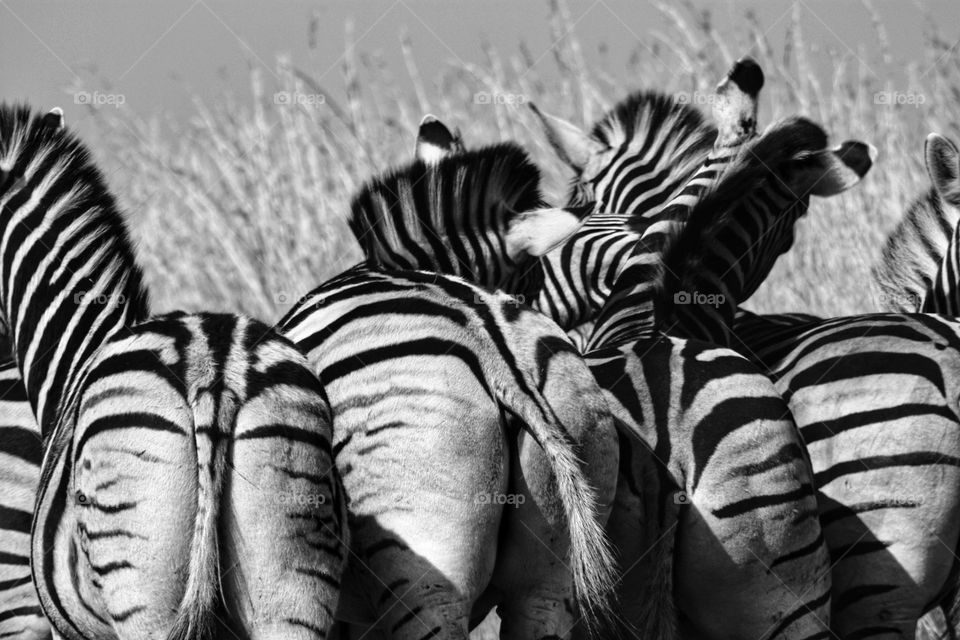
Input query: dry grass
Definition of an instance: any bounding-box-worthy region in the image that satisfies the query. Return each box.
[79,1,960,323]
[65,2,959,637]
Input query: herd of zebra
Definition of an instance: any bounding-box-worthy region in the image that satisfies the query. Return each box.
[3,53,960,639]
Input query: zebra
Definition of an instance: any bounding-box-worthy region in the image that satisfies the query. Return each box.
[655,116,875,344]
[0,103,348,640]
[0,356,47,640]
[527,89,717,343]
[650,113,960,637]
[531,48,960,637]
[524,57,948,639]
[532,53,957,628]
[411,107,833,637]
[875,133,960,314]
[526,58,763,350]
[278,142,621,639]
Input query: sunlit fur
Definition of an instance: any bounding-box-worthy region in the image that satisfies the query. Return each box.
[535,91,716,337]
[349,143,547,298]
[0,104,149,434]
[0,358,48,640]
[0,104,346,640]
[574,122,833,640]
[281,142,620,639]
[874,136,960,316]
[874,188,956,312]
[654,112,960,636]
[412,103,831,639]
[733,309,960,638]
[567,90,716,218]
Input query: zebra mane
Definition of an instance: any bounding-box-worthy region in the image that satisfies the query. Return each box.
[570,91,716,212]
[873,188,957,312]
[590,90,715,151]
[349,142,545,286]
[0,104,150,322]
[656,116,829,316]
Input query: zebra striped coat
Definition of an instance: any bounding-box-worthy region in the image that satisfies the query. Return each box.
[653,115,960,638]
[570,80,833,638]
[0,104,347,640]
[529,58,960,638]
[414,98,833,639]
[529,91,716,342]
[875,132,960,314]
[278,144,620,639]
[0,357,46,640]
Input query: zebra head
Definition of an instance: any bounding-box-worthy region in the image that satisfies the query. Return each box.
[414,113,465,164]
[349,142,592,298]
[658,116,876,344]
[529,90,715,219]
[874,133,960,313]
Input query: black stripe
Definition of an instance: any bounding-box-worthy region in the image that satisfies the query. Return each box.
[712,484,814,519]
[763,587,831,638]
[75,412,183,459]
[833,583,897,613]
[815,452,960,487]
[769,530,825,569]
[236,423,330,451]
[830,540,891,563]
[802,403,955,444]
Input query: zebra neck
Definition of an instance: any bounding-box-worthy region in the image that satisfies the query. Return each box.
[582,169,720,352]
[661,185,809,347]
[348,143,543,294]
[536,218,639,331]
[0,155,147,436]
[584,235,666,351]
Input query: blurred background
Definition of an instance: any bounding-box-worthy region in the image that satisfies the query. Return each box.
[2,0,959,320]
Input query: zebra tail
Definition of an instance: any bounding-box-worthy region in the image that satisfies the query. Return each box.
[506,394,618,636]
[167,390,236,640]
[551,437,619,636]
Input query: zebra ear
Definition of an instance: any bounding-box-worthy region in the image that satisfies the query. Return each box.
[41,108,64,131]
[925,133,960,206]
[505,203,593,258]
[794,140,877,197]
[415,114,464,163]
[713,57,763,147]
[528,102,607,172]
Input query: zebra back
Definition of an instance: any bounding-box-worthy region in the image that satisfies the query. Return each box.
[31,313,346,640]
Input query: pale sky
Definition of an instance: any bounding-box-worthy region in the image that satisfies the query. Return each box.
[2,1,957,139]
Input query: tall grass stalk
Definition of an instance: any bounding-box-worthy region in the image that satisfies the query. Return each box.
[86,2,956,337]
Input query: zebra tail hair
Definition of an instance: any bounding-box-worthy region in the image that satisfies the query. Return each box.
[167,390,237,640]
[545,438,619,637]
[505,392,619,637]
